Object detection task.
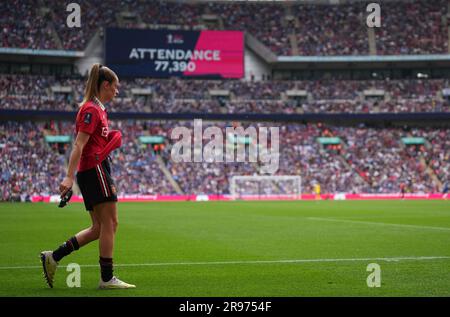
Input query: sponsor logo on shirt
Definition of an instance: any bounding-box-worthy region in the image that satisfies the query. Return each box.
[84,113,92,124]
[102,127,109,137]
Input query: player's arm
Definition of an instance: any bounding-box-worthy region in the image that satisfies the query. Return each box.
[59,132,90,197]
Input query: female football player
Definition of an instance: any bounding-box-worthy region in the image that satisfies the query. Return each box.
[40,63,135,289]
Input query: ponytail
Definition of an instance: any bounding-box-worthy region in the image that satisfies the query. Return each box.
[81,63,118,106]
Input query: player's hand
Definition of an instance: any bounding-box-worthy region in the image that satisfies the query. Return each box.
[60,177,74,197]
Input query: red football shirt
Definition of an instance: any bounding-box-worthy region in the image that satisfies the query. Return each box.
[75,99,110,172]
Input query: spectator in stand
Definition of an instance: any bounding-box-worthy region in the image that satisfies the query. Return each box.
[375,0,448,55]
[0,1,57,49]
[294,4,368,56]
[0,120,447,200]
[2,0,448,56]
[1,75,449,114]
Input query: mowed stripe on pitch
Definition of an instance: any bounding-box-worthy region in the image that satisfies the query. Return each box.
[1,256,450,270]
[307,217,450,231]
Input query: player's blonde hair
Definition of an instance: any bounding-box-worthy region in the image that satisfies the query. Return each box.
[81,63,118,106]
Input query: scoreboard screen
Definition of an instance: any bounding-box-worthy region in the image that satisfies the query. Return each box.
[105,28,244,79]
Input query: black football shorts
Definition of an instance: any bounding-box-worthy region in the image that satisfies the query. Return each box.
[76,159,118,211]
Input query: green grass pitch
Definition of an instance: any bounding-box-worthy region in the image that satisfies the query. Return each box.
[0,200,449,297]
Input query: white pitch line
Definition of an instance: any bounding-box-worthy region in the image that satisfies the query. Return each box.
[307,217,450,232]
[1,256,450,270]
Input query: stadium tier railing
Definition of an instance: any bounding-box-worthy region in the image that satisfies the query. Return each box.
[1,109,450,126]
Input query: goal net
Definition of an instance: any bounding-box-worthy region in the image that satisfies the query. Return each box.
[230,175,302,200]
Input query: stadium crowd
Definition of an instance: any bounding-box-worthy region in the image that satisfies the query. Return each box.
[1,0,448,56]
[1,75,449,113]
[374,0,448,55]
[0,0,57,49]
[409,128,450,186]
[1,120,448,201]
[2,1,448,203]
[207,1,291,56]
[338,127,437,193]
[0,121,67,201]
[293,4,368,56]
[42,0,118,51]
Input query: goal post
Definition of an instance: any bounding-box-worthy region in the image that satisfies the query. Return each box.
[230,175,302,200]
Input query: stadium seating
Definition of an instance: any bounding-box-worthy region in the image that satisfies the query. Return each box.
[1,75,449,113]
[0,1,57,49]
[293,4,369,56]
[1,0,448,55]
[1,120,448,200]
[374,0,448,55]
[1,1,449,201]
[0,121,67,201]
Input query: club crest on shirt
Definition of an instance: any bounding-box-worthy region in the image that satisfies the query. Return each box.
[84,112,92,124]
[101,127,109,137]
